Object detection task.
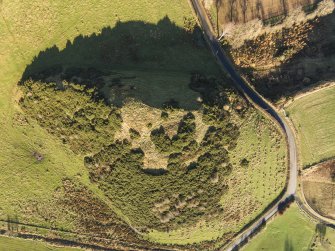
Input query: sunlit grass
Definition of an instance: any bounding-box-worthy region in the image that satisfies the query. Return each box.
[286,85,335,167]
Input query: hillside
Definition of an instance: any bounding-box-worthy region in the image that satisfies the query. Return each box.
[0,0,287,250]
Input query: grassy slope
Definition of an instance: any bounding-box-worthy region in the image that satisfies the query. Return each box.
[286,85,335,167]
[0,236,82,251]
[103,70,201,110]
[224,112,287,225]
[147,111,287,244]
[0,0,287,246]
[243,204,335,251]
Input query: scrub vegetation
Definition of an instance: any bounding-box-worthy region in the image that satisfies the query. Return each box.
[0,0,287,249]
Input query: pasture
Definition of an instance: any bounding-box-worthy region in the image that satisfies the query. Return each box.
[286,84,335,167]
[0,236,81,251]
[243,204,335,251]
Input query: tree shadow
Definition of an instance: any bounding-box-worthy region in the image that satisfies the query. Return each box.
[315,223,327,243]
[20,16,221,111]
[284,236,294,251]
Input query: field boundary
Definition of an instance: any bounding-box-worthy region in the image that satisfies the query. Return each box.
[0,219,178,251]
[282,81,335,108]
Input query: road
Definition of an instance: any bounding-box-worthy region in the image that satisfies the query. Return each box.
[189,0,298,250]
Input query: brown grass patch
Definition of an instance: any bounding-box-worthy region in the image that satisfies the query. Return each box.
[114,100,209,169]
[303,159,335,220]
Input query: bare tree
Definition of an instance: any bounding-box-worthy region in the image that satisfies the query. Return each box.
[256,0,265,20]
[228,0,237,22]
[239,0,248,23]
[215,0,220,36]
[281,0,288,15]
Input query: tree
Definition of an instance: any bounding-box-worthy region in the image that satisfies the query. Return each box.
[239,0,248,23]
[281,0,287,15]
[331,169,335,182]
[240,158,249,167]
[228,0,236,22]
[256,0,264,20]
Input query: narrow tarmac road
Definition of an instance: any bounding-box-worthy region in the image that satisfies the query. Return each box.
[189,1,298,250]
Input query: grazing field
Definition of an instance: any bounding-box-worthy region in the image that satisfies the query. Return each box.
[0,0,287,249]
[303,160,335,220]
[0,236,81,251]
[286,85,335,167]
[243,204,335,251]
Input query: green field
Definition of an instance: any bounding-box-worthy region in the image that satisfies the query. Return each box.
[286,86,335,167]
[243,204,335,251]
[0,236,81,251]
[0,0,287,249]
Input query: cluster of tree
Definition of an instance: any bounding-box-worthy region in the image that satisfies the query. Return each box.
[24,65,111,100]
[84,136,229,230]
[278,195,295,214]
[85,139,144,181]
[19,80,121,154]
[19,72,244,232]
[195,123,239,170]
[150,112,197,155]
[84,104,240,230]
[189,73,247,127]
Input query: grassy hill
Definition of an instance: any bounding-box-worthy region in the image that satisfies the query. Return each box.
[0,0,287,249]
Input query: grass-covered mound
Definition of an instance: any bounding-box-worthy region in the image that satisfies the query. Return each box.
[19,68,244,233]
[18,68,287,247]
[1,0,287,249]
[17,14,250,237]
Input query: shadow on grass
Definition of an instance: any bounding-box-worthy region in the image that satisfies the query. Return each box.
[284,236,294,251]
[20,16,221,110]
